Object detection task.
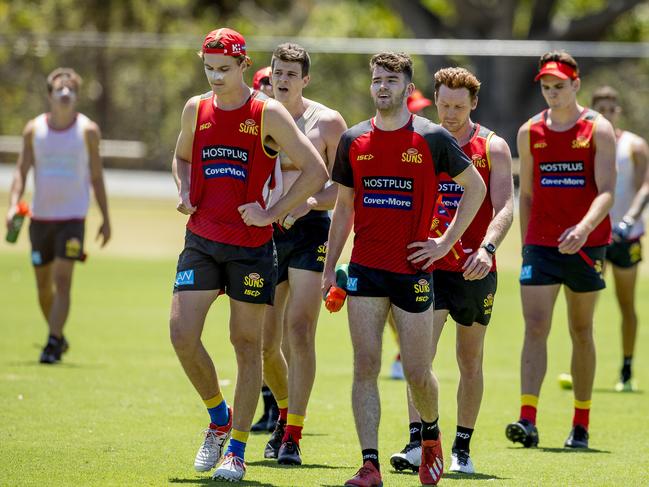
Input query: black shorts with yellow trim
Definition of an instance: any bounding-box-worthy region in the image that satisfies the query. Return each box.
[433,270,497,326]
[519,244,606,293]
[346,262,433,313]
[29,219,85,266]
[606,238,642,268]
[274,211,330,283]
[173,229,277,305]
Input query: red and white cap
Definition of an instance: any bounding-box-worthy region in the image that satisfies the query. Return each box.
[252,66,272,90]
[202,28,247,56]
[534,61,578,81]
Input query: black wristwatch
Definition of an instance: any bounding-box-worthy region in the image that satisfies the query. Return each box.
[482,242,496,255]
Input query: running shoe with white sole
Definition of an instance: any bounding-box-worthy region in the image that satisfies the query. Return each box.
[212,452,246,482]
[194,407,233,472]
[389,441,421,472]
[449,448,474,474]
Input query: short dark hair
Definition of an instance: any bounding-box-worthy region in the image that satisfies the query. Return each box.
[591,85,619,106]
[434,67,481,100]
[538,50,579,76]
[271,43,311,77]
[47,67,82,93]
[369,52,413,82]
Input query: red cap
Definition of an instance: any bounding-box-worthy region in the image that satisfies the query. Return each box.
[534,61,578,82]
[252,66,272,90]
[407,89,433,113]
[202,28,246,56]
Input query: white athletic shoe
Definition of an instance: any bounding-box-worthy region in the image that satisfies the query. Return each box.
[449,449,474,474]
[390,441,421,472]
[194,408,233,472]
[212,453,246,482]
[391,358,405,380]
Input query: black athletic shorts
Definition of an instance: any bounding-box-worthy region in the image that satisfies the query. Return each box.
[173,229,277,305]
[274,212,330,284]
[519,244,606,292]
[606,238,642,268]
[346,262,434,313]
[433,270,497,326]
[29,219,85,266]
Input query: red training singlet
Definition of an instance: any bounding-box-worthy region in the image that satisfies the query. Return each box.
[188,91,278,247]
[526,108,611,247]
[333,115,471,274]
[434,124,496,272]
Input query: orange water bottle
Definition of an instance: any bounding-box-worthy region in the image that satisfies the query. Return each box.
[325,263,348,313]
[6,201,30,244]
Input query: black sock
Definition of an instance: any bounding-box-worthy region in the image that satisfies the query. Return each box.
[421,418,440,441]
[261,386,274,413]
[452,425,474,453]
[409,422,422,444]
[621,356,632,382]
[362,449,380,471]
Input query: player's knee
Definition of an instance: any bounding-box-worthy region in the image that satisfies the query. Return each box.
[52,274,72,294]
[569,325,593,345]
[169,320,197,353]
[523,317,551,341]
[231,332,261,357]
[262,341,282,363]
[403,365,431,391]
[288,328,315,355]
[457,354,482,379]
[353,354,381,381]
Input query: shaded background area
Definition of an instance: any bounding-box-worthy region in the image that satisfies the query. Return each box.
[1,0,649,170]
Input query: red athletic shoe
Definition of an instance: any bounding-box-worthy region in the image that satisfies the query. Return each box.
[344,460,383,487]
[419,434,444,485]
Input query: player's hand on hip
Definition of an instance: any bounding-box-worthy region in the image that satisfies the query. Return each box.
[557,224,588,254]
[176,191,196,215]
[321,268,336,300]
[462,247,492,280]
[96,220,111,247]
[407,237,450,270]
[238,201,272,227]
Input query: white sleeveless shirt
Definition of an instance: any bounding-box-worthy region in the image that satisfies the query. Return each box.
[31,113,92,220]
[611,131,644,239]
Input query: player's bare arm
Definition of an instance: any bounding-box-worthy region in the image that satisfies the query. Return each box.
[86,122,111,247]
[321,184,354,296]
[463,135,514,280]
[239,99,328,226]
[517,122,534,246]
[621,135,649,223]
[6,120,35,229]
[172,96,199,215]
[408,164,486,270]
[557,115,616,254]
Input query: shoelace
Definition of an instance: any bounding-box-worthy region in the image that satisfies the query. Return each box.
[456,451,469,466]
[223,454,245,470]
[403,442,420,453]
[356,466,375,478]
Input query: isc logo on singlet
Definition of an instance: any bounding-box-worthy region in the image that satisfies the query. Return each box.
[239,118,259,135]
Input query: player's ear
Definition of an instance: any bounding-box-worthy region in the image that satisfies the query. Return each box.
[302,74,311,89]
[471,96,478,110]
[406,83,415,97]
[572,77,581,92]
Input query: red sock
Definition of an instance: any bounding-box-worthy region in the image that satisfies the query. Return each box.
[283,424,303,443]
[520,405,537,424]
[279,407,288,423]
[573,408,590,429]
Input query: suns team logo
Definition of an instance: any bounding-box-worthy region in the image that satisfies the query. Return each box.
[316,242,328,263]
[414,278,430,302]
[401,147,423,164]
[533,141,547,149]
[483,293,494,315]
[239,118,259,136]
[243,272,264,297]
[65,238,81,258]
[472,153,487,168]
[593,259,603,275]
[571,136,590,149]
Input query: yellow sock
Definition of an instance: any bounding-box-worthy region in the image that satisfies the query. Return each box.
[574,399,591,410]
[276,397,289,410]
[203,391,224,409]
[287,413,305,427]
[231,429,249,443]
[521,394,539,407]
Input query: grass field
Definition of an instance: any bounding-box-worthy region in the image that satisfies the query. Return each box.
[1,196,649,486]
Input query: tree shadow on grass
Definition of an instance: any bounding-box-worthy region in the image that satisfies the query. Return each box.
[247,459,341,470]
[7,360,105,369]
[443,472,509,481]
[592,387,643,395]
[168,477,268,486]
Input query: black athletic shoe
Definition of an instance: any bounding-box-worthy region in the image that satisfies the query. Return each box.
[39,335,67,364]
[564,424,589,449]
[264,421,285,459]
[505,419,539,448]
[277,436,302,465]
[251,411,271,433]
